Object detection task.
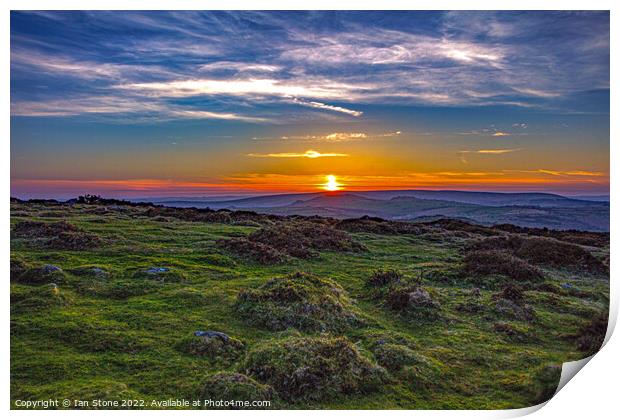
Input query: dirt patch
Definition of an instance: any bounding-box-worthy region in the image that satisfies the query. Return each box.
[242,336,386,402]
[235,272,361,332]
[200,373,275,409]
[463,250,544,282]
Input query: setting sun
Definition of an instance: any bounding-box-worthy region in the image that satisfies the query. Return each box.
[324,174,341,191]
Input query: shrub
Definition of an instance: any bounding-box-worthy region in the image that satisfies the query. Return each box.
[177,334,245,362]
[248,222,367,257]
[493,322,535,343]
[463,250,543,282]
[372,343,427,372]
[531,365,561,404]
[243,336,387,402]
[335,216,423,235]
[385,286,441,319]
[12,220,79,238]
[235,272,361,332]
[200,373,274,409]
[17,264,66,285]
[469,235,607,274]
[494,284,525,303]
[10,257,28,280]
[366,269,402,288]
[47,231,103,250]
[217,238,287,265]
[575,312,608,355]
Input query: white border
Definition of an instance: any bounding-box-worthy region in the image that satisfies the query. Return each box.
[2,2,617,419]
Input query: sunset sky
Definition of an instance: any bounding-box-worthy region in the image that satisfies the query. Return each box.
[10,11,609,199]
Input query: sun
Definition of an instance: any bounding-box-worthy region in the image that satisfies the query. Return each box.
[323,174,342,191]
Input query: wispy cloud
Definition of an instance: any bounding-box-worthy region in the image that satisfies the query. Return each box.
[291,98,363,116]
[247,150,349,159]
[460,148,522,154]
[252,131,401,142]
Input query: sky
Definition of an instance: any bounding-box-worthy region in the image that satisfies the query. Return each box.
[10,11,610,199]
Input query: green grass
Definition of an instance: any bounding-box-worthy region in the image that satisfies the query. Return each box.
[10,202,609,409]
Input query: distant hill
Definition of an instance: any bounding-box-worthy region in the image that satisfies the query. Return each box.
[149,189,609,231]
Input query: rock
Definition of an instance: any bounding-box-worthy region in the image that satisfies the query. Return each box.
[145,267,170,274]
[194,330,230,342]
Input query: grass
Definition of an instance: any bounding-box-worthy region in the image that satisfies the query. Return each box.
[10,200,609,409]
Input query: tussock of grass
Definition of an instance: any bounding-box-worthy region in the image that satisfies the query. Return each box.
[469,235,607,274]
[385,285,441,319]
[463,250,543,282]
[243,336,387,402]
[366,269,403,288]
[217,238,287,265]
[16,264,66,285]
[200,373,275,409]
[574,312,608,356]
[235,272,361,332]
[177,334,245,362]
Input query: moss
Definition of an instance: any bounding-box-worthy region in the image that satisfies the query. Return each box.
[200,373,275,409]
[75,279,161,299]
[10,257,28,280]
[243,336,387,402]
[235,272,362,332]
[493,322,536,343]
[11,284,71,314]
[177,335,245,362]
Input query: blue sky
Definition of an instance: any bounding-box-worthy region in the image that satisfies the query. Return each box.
[10,11,610,198]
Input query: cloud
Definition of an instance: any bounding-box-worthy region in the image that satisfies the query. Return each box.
[462,148,522,154]
[11,96,268,122]
[247,150,349,159]
[492,131,511,137]
[252,131,401,142]
[291,98,363,116]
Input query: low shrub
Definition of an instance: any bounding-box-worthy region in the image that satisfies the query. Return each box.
[235,272,361,332]
[372,343,427,372]
[177,334,245,362]
[463,250,543,282]
[200,373,274,409]
[366,269,403,288]
[531,365,561,404]
[575,312,608,355]
[243,336,387,402]
[17,264,66,285]
[385,286,441,319]
[468,235,607,274]
[217,238,287,265]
